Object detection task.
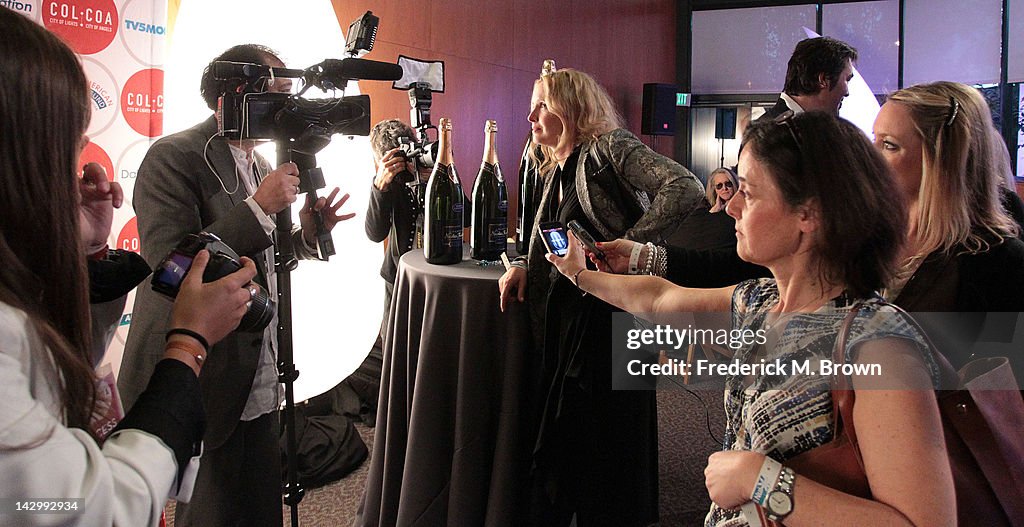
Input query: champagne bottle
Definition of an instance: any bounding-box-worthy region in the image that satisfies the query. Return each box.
[424,118,464,265]
[516,137,540,255]
[471,120,509,261]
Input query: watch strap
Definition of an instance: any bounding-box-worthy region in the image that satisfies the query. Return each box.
[764,466,796,521]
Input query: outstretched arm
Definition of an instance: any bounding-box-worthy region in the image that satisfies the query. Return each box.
[545,232,733,317]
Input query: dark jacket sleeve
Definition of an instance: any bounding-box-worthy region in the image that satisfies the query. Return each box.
[114,359,204,490]
[365,182,395,243]
[596,129,705,243]
[665,246,770,288]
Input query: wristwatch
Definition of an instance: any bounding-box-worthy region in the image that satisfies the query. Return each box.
[764,466,796,522]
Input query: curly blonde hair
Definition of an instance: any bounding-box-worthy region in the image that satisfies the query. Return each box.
[530,68,623,175]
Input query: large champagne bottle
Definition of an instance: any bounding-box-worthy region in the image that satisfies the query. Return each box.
[424,118,464,264]
[515,138,540,255]
[471,120,509,261]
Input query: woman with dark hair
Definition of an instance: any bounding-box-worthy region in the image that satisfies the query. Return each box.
[705,167,739,212]
[0,7,255,524]
[498,62,704,525]
[547,112,953,526]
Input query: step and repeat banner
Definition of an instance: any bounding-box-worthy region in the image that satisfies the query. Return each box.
[16,0,166,378]
[16,0,382,401]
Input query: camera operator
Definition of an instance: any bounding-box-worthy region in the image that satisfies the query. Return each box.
[366,119,471,328]
[1,9,257,525]
[118,44,355,527]
[365,120,434,330]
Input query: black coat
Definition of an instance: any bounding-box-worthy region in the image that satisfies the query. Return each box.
[894,237,1024,376]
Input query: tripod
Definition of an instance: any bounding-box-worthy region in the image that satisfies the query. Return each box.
[273,143,334,527]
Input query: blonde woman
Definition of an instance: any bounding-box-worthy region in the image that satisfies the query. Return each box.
[873,81,1024,369]
[705,167,739,212]
[498,63,703,526]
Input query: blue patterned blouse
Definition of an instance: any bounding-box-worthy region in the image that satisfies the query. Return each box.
[705,278,938,527]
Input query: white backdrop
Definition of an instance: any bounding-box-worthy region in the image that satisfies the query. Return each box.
[31,0,386,402]
[161,0,383,401]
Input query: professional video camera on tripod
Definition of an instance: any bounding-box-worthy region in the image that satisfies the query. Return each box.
[208,11,401,525]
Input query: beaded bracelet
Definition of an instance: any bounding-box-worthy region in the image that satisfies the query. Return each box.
[643,243,655,275]
[653,245,668,277]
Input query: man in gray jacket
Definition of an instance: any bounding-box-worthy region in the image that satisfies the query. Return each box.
[119,44,353,527]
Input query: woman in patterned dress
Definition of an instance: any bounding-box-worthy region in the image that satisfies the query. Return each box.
[546,112,954,527]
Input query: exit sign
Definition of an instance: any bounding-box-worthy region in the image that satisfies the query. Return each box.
[676,93,691,107]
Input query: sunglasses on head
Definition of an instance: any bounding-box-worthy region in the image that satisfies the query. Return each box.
[715,181,734,190]
[773,110,803,152]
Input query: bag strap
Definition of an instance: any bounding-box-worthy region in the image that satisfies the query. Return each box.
[830,304,864,467]
[839,302,1024,521]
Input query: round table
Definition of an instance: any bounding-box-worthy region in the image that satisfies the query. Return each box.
[357,248,531,527]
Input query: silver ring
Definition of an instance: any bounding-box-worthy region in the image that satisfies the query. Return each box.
[249,286,257,299]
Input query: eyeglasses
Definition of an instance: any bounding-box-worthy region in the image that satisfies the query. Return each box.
[773,110,803,153]
[715,181,734,190]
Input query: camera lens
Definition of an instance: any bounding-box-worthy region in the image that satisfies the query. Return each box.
[238,284,276,332]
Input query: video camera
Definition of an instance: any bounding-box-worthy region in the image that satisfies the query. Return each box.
[214,12,398,150]
[214,56,403,152]
[213,12,402,260]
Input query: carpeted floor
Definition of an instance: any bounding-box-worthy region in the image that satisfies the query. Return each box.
[165,375,727,527]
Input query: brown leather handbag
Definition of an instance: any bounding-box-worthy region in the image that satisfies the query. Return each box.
[779,304,1024,526]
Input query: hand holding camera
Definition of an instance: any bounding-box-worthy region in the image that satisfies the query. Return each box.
[373,147,414,192]
[168,248,258,351]
[153,232,275,333]
[253,161,301,214]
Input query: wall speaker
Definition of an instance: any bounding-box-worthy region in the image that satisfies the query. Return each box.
[715,108,737,139]
[641,83,677,136]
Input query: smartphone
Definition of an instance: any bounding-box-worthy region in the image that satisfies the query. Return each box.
[539,221,570,256]
[567,220,606,261]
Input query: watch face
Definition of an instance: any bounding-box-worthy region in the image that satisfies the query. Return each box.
[768,491,793,515]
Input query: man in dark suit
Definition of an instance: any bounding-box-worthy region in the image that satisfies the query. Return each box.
[118,44,353,527]
[758,36,858,121]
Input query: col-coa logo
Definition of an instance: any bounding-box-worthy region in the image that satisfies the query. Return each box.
[43,0,118,55]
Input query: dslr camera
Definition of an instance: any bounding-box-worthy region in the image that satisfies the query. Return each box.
[396,136,438,171]
[152,232,275,332]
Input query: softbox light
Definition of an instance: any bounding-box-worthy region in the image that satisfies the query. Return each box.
[393,55,445,92]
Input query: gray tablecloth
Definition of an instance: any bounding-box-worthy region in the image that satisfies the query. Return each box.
[357,249,531,527]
